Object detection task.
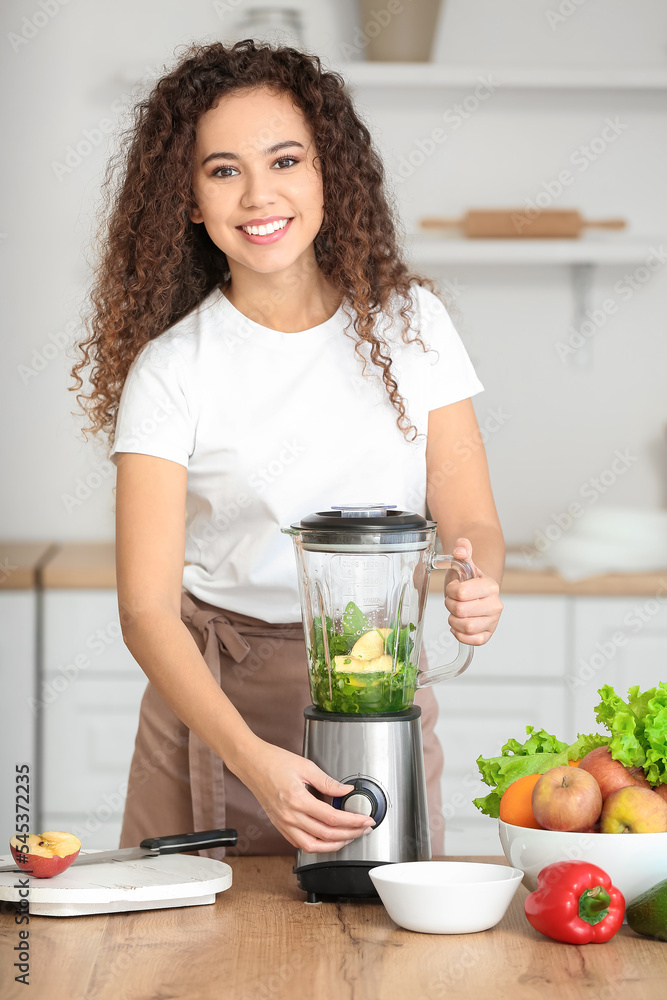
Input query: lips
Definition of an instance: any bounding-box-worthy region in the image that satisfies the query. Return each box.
[236,217,294,245]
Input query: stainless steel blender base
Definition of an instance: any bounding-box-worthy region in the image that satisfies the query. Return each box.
[294,706,431,900]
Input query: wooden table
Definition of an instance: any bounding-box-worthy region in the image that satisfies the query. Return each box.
[1,855,664,999]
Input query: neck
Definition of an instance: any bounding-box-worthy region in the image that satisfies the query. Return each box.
[222,249,342,333]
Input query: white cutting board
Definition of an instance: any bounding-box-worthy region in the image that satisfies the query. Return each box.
[0,850,232,917]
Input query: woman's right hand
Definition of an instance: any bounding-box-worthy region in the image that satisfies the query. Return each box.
[235,739,375,853]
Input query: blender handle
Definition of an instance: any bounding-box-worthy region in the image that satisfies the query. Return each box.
[416,554,475,687]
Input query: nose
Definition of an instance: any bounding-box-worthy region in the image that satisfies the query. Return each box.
[240,165,277,210]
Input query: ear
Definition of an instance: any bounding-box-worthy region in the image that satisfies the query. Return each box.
[189,203,204,224]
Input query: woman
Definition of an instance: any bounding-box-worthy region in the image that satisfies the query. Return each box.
[72,40,504,859]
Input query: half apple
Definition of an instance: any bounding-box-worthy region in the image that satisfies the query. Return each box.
[10,831,81,877]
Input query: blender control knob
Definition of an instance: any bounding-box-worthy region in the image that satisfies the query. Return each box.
[342,793,374,817]
[333,779,387,827]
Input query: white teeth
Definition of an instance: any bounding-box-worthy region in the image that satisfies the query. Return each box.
[241,219,289,236]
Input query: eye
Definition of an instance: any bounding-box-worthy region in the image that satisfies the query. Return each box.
[210,165,238,178]
[273,156,300,169]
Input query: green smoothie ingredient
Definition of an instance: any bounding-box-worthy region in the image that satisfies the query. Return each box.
[626,878,667,941]
[472,683,667,817]
[309,601,417,713]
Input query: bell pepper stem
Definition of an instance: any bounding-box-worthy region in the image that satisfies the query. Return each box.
[578,885,611,925]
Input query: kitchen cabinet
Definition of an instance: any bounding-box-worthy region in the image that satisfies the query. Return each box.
[425,585,667,855]
[0,544,54,840]
[423,593,571,854]
[39,577,146,848]
[570,595,667,733]
[0,591,38,833]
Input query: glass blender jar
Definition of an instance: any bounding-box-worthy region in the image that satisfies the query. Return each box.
[282,503,474,714]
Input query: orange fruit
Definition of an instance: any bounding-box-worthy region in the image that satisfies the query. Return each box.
[568,759,581,767]
[499,773,542,828]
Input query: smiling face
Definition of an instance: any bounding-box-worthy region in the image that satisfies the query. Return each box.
[189,86,325,276]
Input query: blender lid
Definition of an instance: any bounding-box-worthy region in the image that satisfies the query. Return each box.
[292,503,432,532]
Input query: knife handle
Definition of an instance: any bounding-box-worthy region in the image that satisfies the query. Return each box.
[139,829,238,854]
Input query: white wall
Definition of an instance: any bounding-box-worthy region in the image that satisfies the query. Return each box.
[1,0,665,547]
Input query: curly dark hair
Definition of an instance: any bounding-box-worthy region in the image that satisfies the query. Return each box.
[71,38,451,448]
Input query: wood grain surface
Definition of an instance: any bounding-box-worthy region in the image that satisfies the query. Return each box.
[1,855,664,1000]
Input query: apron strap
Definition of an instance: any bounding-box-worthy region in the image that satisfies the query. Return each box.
[179,590,303,858]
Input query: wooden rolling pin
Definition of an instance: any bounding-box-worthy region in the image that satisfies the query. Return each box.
[419,209,627,239]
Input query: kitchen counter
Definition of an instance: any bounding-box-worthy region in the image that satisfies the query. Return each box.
[4,540,665,596]
[1,855,664,999]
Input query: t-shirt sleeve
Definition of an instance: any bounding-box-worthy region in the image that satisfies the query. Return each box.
[109,337,196,468]
[413,286,484,410]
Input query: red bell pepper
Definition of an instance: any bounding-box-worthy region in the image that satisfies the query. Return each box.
[524,861,625,944]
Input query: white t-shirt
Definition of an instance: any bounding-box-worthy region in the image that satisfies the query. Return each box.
[110,284,484,622]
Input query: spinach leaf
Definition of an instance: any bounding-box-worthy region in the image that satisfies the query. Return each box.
[385,622,416,662]
[341,601,373,641]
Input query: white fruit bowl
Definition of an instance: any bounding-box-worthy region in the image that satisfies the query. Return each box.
[499,820,667,902]
[368,861,523,934]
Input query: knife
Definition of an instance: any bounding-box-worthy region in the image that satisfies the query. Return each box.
[0,829,238,873]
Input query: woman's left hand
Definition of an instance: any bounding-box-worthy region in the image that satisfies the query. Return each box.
[445,537,503,645]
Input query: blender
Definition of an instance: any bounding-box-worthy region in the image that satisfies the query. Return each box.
[281,503,474,901]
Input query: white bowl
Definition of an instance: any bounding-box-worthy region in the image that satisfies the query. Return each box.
[499,820,667,902]
[368,861,523,934]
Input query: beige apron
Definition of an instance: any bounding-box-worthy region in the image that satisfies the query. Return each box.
[119,589,445,859]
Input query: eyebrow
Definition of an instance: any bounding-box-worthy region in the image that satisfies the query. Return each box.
[202,140,305,165]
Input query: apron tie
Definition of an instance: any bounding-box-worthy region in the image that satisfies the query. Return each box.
[179,590,303,859]
[188,605,253,665]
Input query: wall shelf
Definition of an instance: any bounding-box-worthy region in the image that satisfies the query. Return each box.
[338,63,667,91]
[404,237,663,266]
[403,238,666,367]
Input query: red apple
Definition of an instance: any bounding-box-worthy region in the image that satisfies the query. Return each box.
[601,786,667,833]
[10,831,81,878]
[579,746,651,800]
[653,784,667,805]
[532,766,603,832]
